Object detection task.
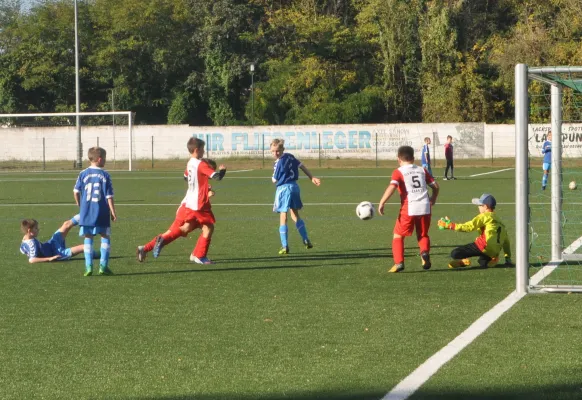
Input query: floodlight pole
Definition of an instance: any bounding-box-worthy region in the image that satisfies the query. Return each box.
[250,63,255,126]
[74,0,82,169]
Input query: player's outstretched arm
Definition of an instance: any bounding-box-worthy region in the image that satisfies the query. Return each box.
[211,165,227,181]
[29,255,61,263]
[378,184,396,216]
[443,214,483,232]
[299,164,321,186]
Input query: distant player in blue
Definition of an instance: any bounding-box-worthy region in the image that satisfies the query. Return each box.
[421,137,433,177]
[19,215,98,263]
[270,139,321,254]
[541,131,552,190]
[73,147,117,276]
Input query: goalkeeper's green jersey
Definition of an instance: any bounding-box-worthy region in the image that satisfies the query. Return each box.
[453,211,511,258]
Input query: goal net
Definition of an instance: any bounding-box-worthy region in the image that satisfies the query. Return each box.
[0,112,134,171]
[515,65,582,293]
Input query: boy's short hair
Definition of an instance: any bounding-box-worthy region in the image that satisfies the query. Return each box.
[447,135,453,140]
[202,158,217,170]
[187,137,205,154]
[424,137,430,142]
[88,147,106,162]
[270,138,285,151]
[397,145,415,162]
[21,219,38,234]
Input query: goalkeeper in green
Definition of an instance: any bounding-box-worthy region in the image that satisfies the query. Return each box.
[438,193,512,268]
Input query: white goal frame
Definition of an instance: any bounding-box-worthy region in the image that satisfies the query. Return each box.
[0,111,134,170]
[515,64,582,293]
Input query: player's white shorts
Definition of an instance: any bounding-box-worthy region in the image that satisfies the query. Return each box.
[273,183,303,212]
[79,226,111,237]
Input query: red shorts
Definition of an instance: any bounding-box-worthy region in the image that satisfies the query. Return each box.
[169,204,215,231]
[394,213,431,237]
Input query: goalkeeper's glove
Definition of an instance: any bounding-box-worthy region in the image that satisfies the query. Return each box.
[437,217,454,230]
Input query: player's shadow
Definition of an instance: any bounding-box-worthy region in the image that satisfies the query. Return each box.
[402,264,515,273]
[219,252,387,263]
[113,262,352,276]
[65,255,125,262]
[218,249,452,264]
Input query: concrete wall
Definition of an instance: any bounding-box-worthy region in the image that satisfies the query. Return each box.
[2,122,581,163]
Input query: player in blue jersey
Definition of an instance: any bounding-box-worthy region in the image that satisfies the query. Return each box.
[73,147,117,276]
[541,131,552,190]
[19,215,98,263]
[270,138,321,254]
[421,137,433,177]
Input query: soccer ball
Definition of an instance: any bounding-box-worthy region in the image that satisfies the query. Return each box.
[569,181,577,190]
[356,201,375,220]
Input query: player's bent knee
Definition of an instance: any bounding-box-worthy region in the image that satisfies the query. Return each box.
[450,248,462,259]
[60,220,73,232]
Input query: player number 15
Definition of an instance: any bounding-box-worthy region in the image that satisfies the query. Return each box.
[84,182,101,202]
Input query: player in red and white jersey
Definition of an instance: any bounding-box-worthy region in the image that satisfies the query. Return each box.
[378,145,439,273]
[136,138,226,264]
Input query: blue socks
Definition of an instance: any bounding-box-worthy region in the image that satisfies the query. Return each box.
[279,225,288,248]
[84,238,93,271]
[100,238,111,268]
[279,220,310,247]
[296,219,309,242]
[542,174,548,188]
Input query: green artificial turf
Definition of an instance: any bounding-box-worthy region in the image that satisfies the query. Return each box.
[0,167,580,400]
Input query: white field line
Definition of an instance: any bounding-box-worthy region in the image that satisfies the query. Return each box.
[0,170,517,182]
[0,202,580,207]
[469,168,514,177]
[0,169,254,182]
[382,236,582,400]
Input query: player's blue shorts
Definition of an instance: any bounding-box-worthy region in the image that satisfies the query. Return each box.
[47,231,73,260]
[79,226,111,237]
[273,183,303,212]
[543,163,551,171]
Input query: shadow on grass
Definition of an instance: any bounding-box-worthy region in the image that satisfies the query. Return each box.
[402,264,516,274]
[216,248,453,264]
[133,391,384,400]
[129,384,582,400]
[113,262,353,276]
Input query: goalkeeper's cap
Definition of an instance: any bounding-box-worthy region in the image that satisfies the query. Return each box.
[472,193,496,209]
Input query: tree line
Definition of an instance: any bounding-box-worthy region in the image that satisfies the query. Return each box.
[1,0,581,126]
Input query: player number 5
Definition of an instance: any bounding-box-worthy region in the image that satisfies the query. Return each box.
[412,175,421,188]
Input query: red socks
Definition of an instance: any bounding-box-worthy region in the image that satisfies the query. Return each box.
[193,236,211,258]
[392,237,404,264]
[143,226,183,253]
[418,236,430,254]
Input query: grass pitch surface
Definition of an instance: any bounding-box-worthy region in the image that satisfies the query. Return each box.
[1,167,580,399]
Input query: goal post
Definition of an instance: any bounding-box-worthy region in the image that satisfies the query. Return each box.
[515,64,582,293]
[0,111,134,171]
